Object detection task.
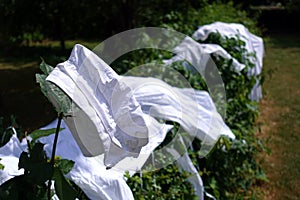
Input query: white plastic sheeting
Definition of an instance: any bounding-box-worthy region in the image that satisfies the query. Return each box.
[0,120,207,200]
[47,44,234,166]
[122,76,235,141]
[45,44,235,199]
[0,121,135,200]
[46,44,155,168]
[0,132,26,185]
[0,44,235,199]
[192,21,264,101]
[39,120,135,200]
[164,36,245,73]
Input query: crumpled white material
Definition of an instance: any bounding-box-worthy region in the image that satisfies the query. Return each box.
[192,21,264,101]
[46,44,156,168]
[174,135,204,199]
[47,44,234,168]
[39,120,135,200]
[0,44,235,200]
[0,121,135,200]
[122,76,235,142]
[0,133,26,185]
[45,44,234,199]
[163,36,245,73]
[0,120,207,200]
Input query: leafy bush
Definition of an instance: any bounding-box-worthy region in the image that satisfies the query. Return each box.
[197,1,260,34]
[136,1,260,36]
[115,15,267,200]
[125,163,197,200]
[0,124,78,199]
[119,45,266,200]
[191,32,267,199]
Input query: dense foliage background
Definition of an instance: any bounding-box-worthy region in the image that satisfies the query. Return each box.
[1,0,298,48]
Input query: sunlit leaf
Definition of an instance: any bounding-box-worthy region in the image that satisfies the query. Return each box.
[56,159,75,175]
[30,128,64,144]
[36,62,72,114]
[40,60,54,76]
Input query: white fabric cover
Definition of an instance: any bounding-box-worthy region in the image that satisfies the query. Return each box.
[39,120,135,200]
[122,76,235,141]
[0,44,235,199]
[45,44,234,198]
[0,121,135,200]
[192,21,264,101]
[164,36,245,73]
[0,121,203,200]
[174,135,204,199]
[0,134,26,185]
[46,44,234,168]
[46,44,155,168]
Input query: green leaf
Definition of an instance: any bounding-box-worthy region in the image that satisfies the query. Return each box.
[40,60,54,76]
[18,143,53,185]
[36,62,73,114]
[56,159,75,175]
[30,128,64,144]
[30,142,47,162]
[0,175,48,200]
[0,175,23,199]
[53,167,77,200]
[18,151,30,171]
[25,162,53,185]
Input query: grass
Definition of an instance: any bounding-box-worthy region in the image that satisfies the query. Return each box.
[258,33,300,199]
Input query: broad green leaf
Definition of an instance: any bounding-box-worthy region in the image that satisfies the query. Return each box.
[19,152,53,185]
[25,162,53,185]
[29,142,46,162]
[56,159,75,175]
[53,167,77,200]
[0,174,48,199]
[36,62,73,114]
[18,143,53,185]
[30,128,64,144]
[18,151,30,171]
[0,175,23,199]
[40,60,54,76]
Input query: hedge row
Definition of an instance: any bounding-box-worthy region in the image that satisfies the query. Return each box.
[119,2,267,199]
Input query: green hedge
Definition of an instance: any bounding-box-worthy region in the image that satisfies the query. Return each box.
[122,2,267,199]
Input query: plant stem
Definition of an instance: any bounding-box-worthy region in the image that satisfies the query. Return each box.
[48,112,63,200]
[50,112,63,165]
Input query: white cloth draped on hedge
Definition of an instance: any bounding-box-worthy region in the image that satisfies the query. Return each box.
[0,44,235,199]
[192,21,264,101]
[163,36,246,73]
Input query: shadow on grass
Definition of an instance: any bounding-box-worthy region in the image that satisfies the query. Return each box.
[0,43,72,66]
[0,40,100,131]
[0,43,74,131]
[0,65,56,131]
[265,33,300,49]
